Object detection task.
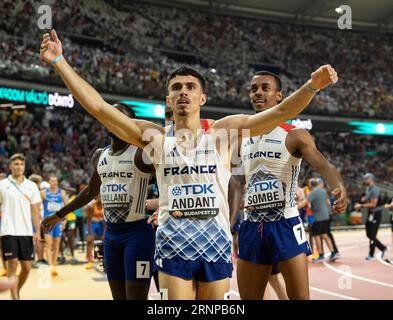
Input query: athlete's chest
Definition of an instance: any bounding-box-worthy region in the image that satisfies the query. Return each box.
[97,149,136,179]
[241,131,288,163]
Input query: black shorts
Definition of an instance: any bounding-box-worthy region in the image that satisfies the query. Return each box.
[1,236,35,261]
[312,220,330,236]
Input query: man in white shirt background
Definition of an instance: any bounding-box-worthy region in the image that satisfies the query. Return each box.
[0,153,41,300]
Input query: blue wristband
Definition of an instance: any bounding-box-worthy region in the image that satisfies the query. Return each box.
[51,54,63,65]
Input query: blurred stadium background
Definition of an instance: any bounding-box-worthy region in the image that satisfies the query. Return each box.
[0,0,392,228]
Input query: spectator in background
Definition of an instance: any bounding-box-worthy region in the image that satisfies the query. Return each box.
[355,173,388,261]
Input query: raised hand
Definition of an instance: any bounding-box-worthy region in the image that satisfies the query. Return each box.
[40,29,63,64]
[41,213,62,234]
[309,65,338,90]
[331,186,348,214]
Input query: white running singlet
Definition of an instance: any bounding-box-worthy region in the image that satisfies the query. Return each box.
[241,124,301,222]
[155,124,232,263]
[97,145,150,223]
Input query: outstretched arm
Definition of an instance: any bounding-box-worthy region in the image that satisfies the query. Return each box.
[40,30,163,148]
[290,129,347,214]
[213,65,338,136]
[57,149,102,217]
[41,149,102,233]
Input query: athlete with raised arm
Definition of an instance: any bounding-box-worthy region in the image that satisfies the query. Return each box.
[40,30,338,300]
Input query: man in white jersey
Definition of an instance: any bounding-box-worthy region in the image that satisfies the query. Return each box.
[234,71,347,300]
[42,103,157,300]
[40,29,338,300]
[0,154,41,300]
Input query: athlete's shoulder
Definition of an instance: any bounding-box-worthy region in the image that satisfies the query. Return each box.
[92,147,105,159]
[205,118,215,127]
[91,147,106,168]
[286,127,314,141]
[279,123,296,132]
[0,178,7,188]
[23,178,37,189]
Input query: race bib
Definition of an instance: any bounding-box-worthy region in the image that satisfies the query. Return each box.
[101,182,131,209]
[245,179,285,212]
[47,201,62,212]
[293,221,307,245]
[168,183,219,219]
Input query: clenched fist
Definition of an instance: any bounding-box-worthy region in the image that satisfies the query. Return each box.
[309,65,338,90]
[40,29,63,64]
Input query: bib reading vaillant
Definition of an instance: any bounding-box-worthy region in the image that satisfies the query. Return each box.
[168,183,219,219]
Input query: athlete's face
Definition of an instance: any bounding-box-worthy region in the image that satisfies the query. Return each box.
[166,75,206,117]
[9,159,25,177]
[249,75,282,113]
[49,176,58,189]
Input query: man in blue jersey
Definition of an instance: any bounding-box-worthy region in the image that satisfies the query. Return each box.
[40,175,67,276]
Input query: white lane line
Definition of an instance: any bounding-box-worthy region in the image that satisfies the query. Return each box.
[229,287,358,300]
[376,252,393,268]
[229,290,240,297]
[322,261,393,288]
[309,286,358,300]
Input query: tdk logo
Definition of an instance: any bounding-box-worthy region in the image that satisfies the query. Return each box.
[172,184,214,196]
[102,184,127,192]
[249,181,279,193]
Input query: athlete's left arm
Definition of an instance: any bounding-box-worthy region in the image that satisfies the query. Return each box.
[228,175,244,231]
[288,129,347,214]
[87,205,93,236]
[212,65,338,137]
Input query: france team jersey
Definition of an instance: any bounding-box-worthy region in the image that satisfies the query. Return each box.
[97,144,155,283]
[155,124,232,265]
[239,124,311,264]
[43,188,63,218]
[240,124,302,222]
[97,145,150,224]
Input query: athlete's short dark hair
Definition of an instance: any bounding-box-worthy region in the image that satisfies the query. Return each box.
[113,102,136,118]
[254,71,282,91]
[166,66,206,93]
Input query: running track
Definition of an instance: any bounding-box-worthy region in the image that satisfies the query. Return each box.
[0,229,391,300]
